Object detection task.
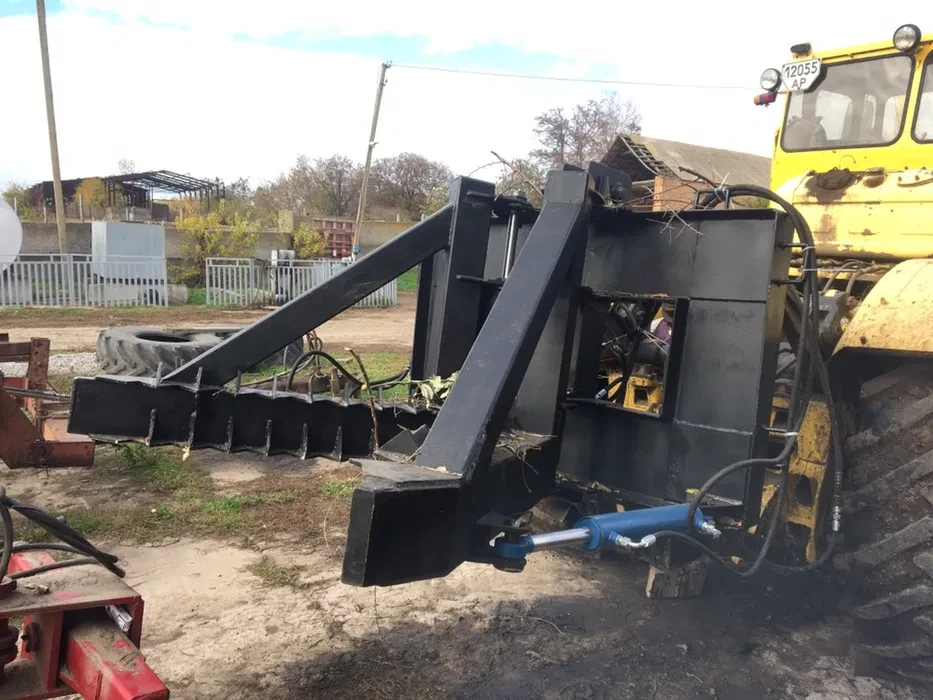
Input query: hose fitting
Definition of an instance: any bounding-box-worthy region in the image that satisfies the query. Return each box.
[611,533,657,550]
[698,521,722,539]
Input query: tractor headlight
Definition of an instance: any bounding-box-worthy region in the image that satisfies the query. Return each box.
[894,24,921,53]
[760,68,781,92]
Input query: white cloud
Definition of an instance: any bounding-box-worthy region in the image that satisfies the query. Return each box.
[1,2,926,188]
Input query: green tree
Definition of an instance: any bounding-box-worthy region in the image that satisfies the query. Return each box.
[291,221,327,258]
[174,198,260,285]
[420,183,449,217]
[75,177,107,207]
[1,182,38,221]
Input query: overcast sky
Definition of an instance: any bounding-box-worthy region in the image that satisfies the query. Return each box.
[0,1,927,190]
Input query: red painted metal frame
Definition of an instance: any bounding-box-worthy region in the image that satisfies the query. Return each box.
[0,336,95,469]
[0,552,168,700]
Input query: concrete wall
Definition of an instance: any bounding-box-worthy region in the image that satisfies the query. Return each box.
[21,220,413,261]
[21,222,92,255]
[358,220,418,254]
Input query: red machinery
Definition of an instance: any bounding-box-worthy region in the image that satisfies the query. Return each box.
[0,335,168,698]
[0,335,94,469]
[0,551,168,700]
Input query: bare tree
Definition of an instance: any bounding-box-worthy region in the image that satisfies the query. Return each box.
[371,153,452,219]
[311,155,361,217]
[531,91,641,168]
[117,158,135,174]
[494,157,546,209]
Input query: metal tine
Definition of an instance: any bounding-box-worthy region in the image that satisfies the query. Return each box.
[331,426,343,461]
[225,416,235,454]
[154,362,164,386]
[300,423,309,460]
[264,419,273,456]
[145,408,158,446]
[235,370,243,395]
[272,373,278,399]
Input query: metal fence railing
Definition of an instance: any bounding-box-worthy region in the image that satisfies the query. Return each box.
[0,254,169,308]
[205,257,397,308]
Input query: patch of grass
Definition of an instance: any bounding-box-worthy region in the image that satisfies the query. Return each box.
[322,478,358,497]
[12,508,114,543]
[186,287,207,305]
[104,444,206,491]
[199,496,245,530]
[237,363,287,385]
[10,466,363,547]
[62,509,113,537]
[153,504,175,520]
[249,490,297,504]
[396,267,419,292]
[247,556,303,588]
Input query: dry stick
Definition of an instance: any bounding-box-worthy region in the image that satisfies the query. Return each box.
[347,348,379,449]
[489,150,544,197]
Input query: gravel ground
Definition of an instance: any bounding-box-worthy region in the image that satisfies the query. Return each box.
[0,351,100,377]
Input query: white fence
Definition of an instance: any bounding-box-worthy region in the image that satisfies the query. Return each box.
[0,254,168,307]
[205,257,397,308]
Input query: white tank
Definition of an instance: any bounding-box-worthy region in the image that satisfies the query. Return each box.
[0,198,24,274]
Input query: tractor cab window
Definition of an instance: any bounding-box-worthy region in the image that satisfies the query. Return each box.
[782,54,913,151]
[915,54,933,142]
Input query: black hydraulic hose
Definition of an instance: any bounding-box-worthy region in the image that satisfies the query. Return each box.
[369,365,412,389]
[676,184,843,576]
[286,350,412,393]
[8,557,99,580]
[2,498,124,578]
[596,375,626,400]
[286,350,364,391]
[0,488,13,580]
[12,542,87,556]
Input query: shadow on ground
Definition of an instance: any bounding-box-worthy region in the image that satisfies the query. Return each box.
[234,563,866,700]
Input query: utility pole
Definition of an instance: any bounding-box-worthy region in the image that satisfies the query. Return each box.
[353,61,390,260]
[36,0,67,255]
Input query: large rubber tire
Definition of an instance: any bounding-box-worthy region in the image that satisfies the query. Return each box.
[839,361,933,683]
[96,326,304,377]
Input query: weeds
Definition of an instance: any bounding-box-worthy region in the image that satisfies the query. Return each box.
[322,479,358,497]
[246,556,303,588]
[107,444,206,491]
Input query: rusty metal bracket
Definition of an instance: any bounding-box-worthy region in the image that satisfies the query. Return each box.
[0,337,94,469]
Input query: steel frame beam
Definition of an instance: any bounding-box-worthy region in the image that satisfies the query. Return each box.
[167,202,456,385]
[415,171,592,479]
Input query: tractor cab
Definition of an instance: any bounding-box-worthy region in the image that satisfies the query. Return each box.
[757,24,933,260]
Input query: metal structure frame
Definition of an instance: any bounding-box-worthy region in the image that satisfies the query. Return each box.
[68,163,791,588]
[29,170,224,210]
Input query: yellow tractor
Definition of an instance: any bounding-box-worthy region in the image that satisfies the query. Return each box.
[757,23,933,679]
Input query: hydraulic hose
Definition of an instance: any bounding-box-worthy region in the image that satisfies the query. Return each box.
[675,184,842,576]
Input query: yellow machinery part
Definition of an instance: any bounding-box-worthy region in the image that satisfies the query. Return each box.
[835,259,933,357]
[623,365,664,415]
[760,396,831,562]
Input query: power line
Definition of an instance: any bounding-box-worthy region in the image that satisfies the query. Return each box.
[391,62,756,91]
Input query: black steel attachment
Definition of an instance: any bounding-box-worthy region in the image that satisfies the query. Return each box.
[69,161,790,589]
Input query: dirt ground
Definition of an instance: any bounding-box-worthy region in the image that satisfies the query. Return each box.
[0,298,923,699]
[0,294,416,354]
[0,453,921,700]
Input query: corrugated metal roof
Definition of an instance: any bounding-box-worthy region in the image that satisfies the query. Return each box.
[603,134,772,188]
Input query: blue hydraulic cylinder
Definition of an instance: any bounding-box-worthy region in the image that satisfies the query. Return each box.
[494,502,708,560]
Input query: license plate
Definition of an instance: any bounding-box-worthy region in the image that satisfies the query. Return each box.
[781,58,821,92]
